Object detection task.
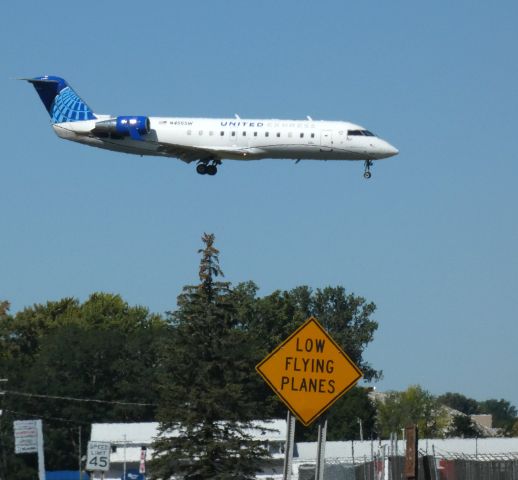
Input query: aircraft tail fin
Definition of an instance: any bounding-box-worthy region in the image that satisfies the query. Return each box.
[24,76,97,123]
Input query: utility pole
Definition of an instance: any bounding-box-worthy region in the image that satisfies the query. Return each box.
[357,417,364,441]
[78,426,82,480]
[123,434,127,480]
[0,379,8,480]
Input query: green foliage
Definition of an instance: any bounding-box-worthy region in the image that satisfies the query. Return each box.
[376,385,449,438]
[447,414,481,438]
[478,399,517,435]
[1,236,383,478]
[437,393,518,437]
[296,387,377,441]
[229,282,380,423]
[437,392,480,415]
[0,294,166,478]
[151,234,269,480]
[233,284,380,384]
[0,300,9,317]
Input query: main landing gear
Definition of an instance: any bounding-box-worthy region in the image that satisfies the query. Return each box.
[196,159,221,176]
[363,160,373,179]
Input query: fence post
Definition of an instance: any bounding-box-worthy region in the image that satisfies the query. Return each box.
[404,425,418,480]
[422,456,433,480]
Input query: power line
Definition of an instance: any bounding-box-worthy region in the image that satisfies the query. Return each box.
[3,409,90,425]
[3,390,157,407]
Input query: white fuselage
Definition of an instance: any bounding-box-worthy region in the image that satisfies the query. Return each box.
[53,116,398,163]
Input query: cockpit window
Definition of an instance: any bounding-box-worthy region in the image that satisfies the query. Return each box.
[348,129,376,137]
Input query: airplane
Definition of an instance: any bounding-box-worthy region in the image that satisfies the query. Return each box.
[24,75,398,178]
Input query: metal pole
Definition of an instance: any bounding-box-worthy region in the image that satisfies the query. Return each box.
[78,426,82,480]
[432,446,439,480]
[36,420,45,480]
[371,439,374,480]
[314,416,327,480]
[123,434,127,480]
[282,411,296,480]
[0,379,7,480]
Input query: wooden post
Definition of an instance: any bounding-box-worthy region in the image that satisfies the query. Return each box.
[404,425,418,479]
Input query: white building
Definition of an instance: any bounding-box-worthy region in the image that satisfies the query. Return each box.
[89,422,518,479]
[89,420,287,480]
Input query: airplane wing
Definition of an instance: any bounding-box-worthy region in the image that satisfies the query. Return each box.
[155,143,218,163]
[154,143,249,163]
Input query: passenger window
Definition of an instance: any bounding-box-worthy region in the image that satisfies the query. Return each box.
[231,131,236,137]
[265,132,269,137]
[311,133,315,138]
[300,133,304,138]
[254,132,258,137]
[242,131,246,136]
[276,132,281,137]
[220,131,224,136]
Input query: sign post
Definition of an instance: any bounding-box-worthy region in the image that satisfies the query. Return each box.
[256,317,362,479]
[314,415,328,480]
[282,411,296,480]
[13,419,45,480]
[139,446,147,477]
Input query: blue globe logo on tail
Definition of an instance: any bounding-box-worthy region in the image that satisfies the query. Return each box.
[27,76,96,123]
[51,85,96,123]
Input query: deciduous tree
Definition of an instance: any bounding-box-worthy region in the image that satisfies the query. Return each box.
[376,385,448,438]
[0,294,165,478]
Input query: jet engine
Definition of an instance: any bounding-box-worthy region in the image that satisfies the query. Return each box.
[93,116,150,140]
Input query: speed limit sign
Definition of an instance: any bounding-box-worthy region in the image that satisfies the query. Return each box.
[86,441,111,472]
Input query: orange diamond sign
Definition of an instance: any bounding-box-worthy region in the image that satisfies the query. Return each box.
[256,317,363,426]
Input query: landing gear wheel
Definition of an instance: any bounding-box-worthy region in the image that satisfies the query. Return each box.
[206,164,217,176]
[196,163,207,175]
[363,160,373,179]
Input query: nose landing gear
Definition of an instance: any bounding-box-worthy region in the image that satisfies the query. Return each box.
[363,160,373,179]
[196,158,221,176]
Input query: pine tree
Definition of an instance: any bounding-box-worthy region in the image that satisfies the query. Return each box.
[151,233,270,480]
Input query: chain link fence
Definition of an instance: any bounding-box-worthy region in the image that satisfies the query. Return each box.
[296,452,518,480]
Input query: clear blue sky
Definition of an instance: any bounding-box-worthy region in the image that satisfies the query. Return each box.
[2,1,517,408]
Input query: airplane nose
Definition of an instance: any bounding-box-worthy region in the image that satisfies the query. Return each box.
[386,144,399,156]
[378,141,399,158]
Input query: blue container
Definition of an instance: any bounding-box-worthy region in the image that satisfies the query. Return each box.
[46,472,89,480]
